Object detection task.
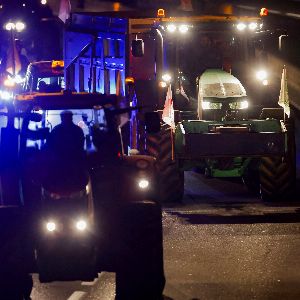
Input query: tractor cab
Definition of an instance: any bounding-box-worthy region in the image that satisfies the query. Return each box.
[22,60,64,94]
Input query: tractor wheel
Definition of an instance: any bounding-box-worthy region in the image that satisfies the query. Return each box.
[95,201,165,300]
[0,208,33,300]
[146,124,184,203]
[259,120,296,201]
[242,159,260,195]
[115,201,165,300]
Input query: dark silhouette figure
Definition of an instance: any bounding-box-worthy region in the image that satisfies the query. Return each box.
[15,39,30,77]
[44,111,88,194]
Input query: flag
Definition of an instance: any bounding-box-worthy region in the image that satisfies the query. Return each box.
[278,65,290,118]
[162,84,175,130]
[6,39,21,76]
[116,70,129,127]
[59,0,71,23]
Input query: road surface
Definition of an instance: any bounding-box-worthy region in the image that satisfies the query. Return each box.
[28,168,300,300]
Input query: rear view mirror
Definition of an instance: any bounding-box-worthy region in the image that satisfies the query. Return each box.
[145,112,160,134]
[131,39,144,57]
[279,34,288,52]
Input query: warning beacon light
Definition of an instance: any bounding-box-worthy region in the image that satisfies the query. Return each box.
[157,8,165,18]
[260,8,268,17]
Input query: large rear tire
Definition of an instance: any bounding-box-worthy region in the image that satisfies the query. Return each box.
[0,208,33,300]
[95,201,165,300]
[146,124,184,203]
[259,120,296,201]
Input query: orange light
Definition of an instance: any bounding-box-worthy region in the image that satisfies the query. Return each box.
[157,8,165,18]
[260,7,268,17]
[125,77,135,84]
[113,2,120,11]
[51,60,64,68]
[4,77,15,87]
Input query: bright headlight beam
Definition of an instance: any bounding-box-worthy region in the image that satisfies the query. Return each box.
[0,90,13,100]
[162,73,171,82]
[15,22,25,31]
[256,70,267,81]
[202,101,211,110]
[5,22,15,30]
[166,24,176,33]
[237,23,246,31]
[138,179,149,189]
[240,100,249,109]
[46,221,56,232]
[262,79,269,86]
[248,22,258,30]
[76,220,87,231]
[179,24,189,34]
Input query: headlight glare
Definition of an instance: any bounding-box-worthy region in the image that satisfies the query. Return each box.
[166,24,176,33]
[248,22,257,30]
[240,100,249,109]
[46,221,56,232]
[76,220,87,231]
[179,24,189,34]
[138,179,149,189]
[256,70,267,81]
[202,101,211,110]
[162,73,171,82]
[15,22,25,32]
[237,23,246,31]
[262,79,269,86]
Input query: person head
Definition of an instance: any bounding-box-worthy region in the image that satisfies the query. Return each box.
[60,110,74,125]
[38,81,47,92]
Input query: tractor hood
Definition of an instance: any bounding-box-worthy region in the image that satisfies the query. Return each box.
[198,69,247,99]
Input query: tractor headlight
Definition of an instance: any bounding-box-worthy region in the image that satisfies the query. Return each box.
[76,220,87,231]
[162,73,172,82]
[202,101,222,110]
[46,221,56,232]
[229,100,249,109]
[237,23,247,31]
[138,179,149,189]
[248,22,258,30]
[256,70,267,81]
[239,100,249,109]
[166,24,176,33]
[0,90,13,100]
[179,24,189,34]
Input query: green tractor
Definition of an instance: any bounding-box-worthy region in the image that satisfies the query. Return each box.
[152,68,295,202]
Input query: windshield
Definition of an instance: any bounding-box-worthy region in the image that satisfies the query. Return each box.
[163,29,258,99]
[35,76,65,93]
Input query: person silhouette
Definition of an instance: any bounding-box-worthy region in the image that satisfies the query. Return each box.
[44,110,87,194]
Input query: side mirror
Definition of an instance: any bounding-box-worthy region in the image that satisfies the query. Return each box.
[279,34,288,52]
[145,112,161,134]
[131,39,144,57]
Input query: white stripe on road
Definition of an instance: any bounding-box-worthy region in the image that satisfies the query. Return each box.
[67,291,87,300]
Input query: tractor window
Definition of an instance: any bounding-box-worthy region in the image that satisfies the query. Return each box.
[36,76,65,93]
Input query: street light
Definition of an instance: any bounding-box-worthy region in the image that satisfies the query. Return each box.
[4,21,26,77]
[5,21,25,32]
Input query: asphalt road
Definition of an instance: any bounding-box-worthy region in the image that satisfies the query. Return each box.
[28,168,300,300]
